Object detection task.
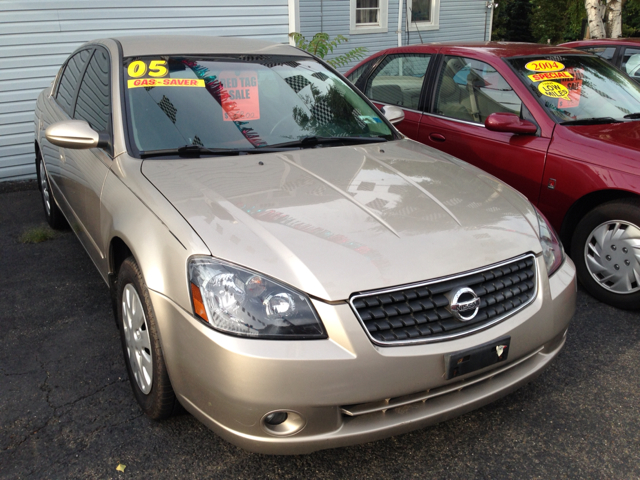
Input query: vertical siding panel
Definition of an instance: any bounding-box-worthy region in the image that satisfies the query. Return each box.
[0,0,289,181]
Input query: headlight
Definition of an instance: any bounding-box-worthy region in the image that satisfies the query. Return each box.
[534,206,564,276]
[188,257,326,339]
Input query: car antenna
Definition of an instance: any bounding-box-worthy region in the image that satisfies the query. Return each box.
[407,3,425,44]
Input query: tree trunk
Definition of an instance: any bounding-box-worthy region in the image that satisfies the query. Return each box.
[586,0,606,38]
[606,0,626,38]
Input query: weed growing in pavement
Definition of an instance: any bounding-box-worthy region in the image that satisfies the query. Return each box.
[19,225,58,244]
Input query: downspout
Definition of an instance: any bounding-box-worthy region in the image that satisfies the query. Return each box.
[398,0,404,46]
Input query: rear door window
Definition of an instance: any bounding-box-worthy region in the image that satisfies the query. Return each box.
[74,48,111,133]
[56,49,93,116]
[364,54,431,110]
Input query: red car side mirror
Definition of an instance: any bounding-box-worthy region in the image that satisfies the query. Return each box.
[485,112,537,135]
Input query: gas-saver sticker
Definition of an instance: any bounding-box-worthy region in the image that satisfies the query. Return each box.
[218,71,260,122]
[525,60,566,72]
[127,78,204,88]
[528,71,573,82]
[538,81,571,101]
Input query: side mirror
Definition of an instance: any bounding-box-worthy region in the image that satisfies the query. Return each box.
[485,112,537,135]
[45,120,110,149]
[381,105,405,125]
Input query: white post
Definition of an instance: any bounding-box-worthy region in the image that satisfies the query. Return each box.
[288,0,300,45]
[398,0,404,46]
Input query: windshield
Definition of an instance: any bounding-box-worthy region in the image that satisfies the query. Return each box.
[507,55,640,123]
[123,55,394,155]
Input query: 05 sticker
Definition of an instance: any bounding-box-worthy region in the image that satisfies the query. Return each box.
[127,60,168,78]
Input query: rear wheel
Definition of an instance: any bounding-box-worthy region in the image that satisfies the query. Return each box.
[117,257,179,419]
[36,153,66,229]
[571,199,640,310]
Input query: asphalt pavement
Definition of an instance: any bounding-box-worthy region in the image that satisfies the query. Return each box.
[1,182,639,479]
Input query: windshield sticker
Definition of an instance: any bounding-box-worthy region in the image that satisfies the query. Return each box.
[557,68,584,108]
[528,71,573,82]
[127,78,204,89]
[525,60,566,72]
[358,115,382,124]
[218,71,260,122]
[127,60,168,78]
[538,81,571,101]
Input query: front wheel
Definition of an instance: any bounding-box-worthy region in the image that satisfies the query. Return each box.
[117,257,179,419]
[571,199,640,310]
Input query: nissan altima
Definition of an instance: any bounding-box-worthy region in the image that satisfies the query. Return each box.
[34,36,576,454]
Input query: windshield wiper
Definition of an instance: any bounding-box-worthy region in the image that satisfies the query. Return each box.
[623,112,640,119]
[267,136,388,149]
[139,144,298,159]
[559,117,621,126]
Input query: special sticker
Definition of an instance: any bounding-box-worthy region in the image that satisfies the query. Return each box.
[528,71,573,82]
[525,60,566,72]
[538,81,571,101]
[127,78,205,88]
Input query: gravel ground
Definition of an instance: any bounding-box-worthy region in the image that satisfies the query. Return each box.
[1,184,639,479]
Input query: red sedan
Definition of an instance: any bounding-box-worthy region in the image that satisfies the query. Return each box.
[560,38,640,82]
[347,42,640,310]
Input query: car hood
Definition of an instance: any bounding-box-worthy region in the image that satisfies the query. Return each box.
[553,122,640,175]
[141,140,542,301]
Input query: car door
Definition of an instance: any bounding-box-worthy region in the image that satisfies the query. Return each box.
[63,47,113,271]
[361,52,435,138]
[418,54,551,204]
[41,48,94,208]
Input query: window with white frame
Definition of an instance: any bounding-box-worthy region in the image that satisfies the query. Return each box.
[350,0,388,34]
[407,0,440,31]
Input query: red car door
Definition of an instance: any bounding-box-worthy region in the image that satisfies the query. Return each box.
[418,53,551,205]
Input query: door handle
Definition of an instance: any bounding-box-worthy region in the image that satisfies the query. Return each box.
[429,133,446,142]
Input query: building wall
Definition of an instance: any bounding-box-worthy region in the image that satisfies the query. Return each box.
[0,0,290,181]
[300,0,492,72]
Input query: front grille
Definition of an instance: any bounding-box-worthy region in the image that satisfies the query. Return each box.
[350,254,537,346]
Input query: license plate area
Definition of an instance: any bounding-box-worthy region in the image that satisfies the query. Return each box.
[444,336,510,380]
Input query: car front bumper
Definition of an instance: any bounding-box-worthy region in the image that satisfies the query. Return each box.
[150,255,576,454]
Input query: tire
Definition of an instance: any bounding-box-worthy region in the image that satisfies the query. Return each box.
[117,257,179,419]
[571,199,640,310]
[36,153,67,230]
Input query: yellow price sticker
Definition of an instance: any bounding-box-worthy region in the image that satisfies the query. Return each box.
[525,60,566,72]
[127,60,168,78]
[538,81,571,101]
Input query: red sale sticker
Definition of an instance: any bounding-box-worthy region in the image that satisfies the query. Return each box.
[218,71,260,122]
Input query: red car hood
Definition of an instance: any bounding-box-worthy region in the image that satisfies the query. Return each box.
[552,121,640,175]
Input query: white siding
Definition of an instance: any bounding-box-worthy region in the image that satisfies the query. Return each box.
[0,0,289,181]
[300,0,490,72]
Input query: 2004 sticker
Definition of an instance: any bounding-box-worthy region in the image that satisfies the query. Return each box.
[538,81,571,101]
[528,71,573,82]
[127,78,205,88]
[525,60,566,72]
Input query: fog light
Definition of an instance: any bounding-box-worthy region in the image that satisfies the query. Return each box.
[261,410,306,436]
[264,411,288,426]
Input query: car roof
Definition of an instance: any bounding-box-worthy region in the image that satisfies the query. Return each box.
[93,35,309,58]
[380,42,587,58]
[561,38,640,48]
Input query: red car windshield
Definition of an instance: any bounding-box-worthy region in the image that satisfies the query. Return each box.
[507,55,640,123]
